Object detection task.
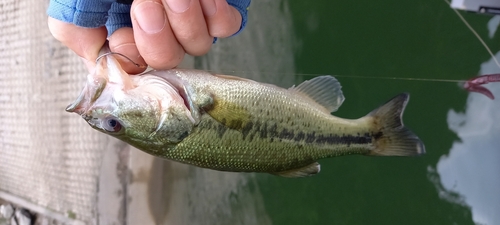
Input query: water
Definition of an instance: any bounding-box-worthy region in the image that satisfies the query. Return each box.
[199,1,500,225]
[255,1,500,225]
[191,1,500,225]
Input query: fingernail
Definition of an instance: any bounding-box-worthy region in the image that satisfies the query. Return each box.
[200,0,216,16]
[165,0,192,13]
[134,1,166,34]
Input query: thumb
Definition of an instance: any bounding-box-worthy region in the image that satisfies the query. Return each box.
[48,17,107,71]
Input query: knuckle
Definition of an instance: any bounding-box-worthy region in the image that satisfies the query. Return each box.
[184,38,212,56]
[209,22,239,38]
[207,10,241,37]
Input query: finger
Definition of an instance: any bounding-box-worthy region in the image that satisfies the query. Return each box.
[131,0,185,69]
[47,17,107,70]
[108,27,148,74]
[200,0,242,38]
[163,0,213,56]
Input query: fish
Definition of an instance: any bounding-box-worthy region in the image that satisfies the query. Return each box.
[66,52,425,178]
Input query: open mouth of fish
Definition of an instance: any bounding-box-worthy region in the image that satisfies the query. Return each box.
[66,75,194,116]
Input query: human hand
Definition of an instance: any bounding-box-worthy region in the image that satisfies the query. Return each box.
[48,0,248,74]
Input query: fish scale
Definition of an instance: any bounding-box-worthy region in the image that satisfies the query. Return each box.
[67,53,425,178]
[133,72,387,172]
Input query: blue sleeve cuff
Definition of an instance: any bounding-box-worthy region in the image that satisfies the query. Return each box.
[47,0,131,36]
[106,3,132,35]
[227,0,251,36]
[47,0,114,28]
[48,0,250,37]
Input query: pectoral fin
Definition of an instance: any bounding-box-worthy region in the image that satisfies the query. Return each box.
[272,162,321,178]
[204,97,252,130]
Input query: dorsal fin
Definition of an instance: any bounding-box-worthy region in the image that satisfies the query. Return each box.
[289,76,345,113]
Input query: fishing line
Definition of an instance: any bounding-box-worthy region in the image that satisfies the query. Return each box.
[202,2,500,85]
[443,0,500,69]
[203,69,466,83]
[307,74,463,83]
[105,1,495,85]
[96,52,148,69]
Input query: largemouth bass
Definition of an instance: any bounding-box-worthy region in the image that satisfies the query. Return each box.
[67,52,425,178]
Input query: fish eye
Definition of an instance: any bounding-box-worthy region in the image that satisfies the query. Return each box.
[102,116,122,133]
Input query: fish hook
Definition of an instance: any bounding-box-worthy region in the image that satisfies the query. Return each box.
[463,74,500,100]
[95,52,148,69]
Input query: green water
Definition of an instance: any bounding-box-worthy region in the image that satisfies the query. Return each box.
[253,1,499,225]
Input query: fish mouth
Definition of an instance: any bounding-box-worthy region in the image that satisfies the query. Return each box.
[66,42,200,127]
[65,76,107,115]
[65,90,86,114]
[66,45,134,115]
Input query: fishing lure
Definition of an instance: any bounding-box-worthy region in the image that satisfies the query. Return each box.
[463,74,500,100]
[444,0,500,100]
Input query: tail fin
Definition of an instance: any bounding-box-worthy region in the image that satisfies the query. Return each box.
[367,93,425,156]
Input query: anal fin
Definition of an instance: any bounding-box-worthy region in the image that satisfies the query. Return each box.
[272,162,321,178]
